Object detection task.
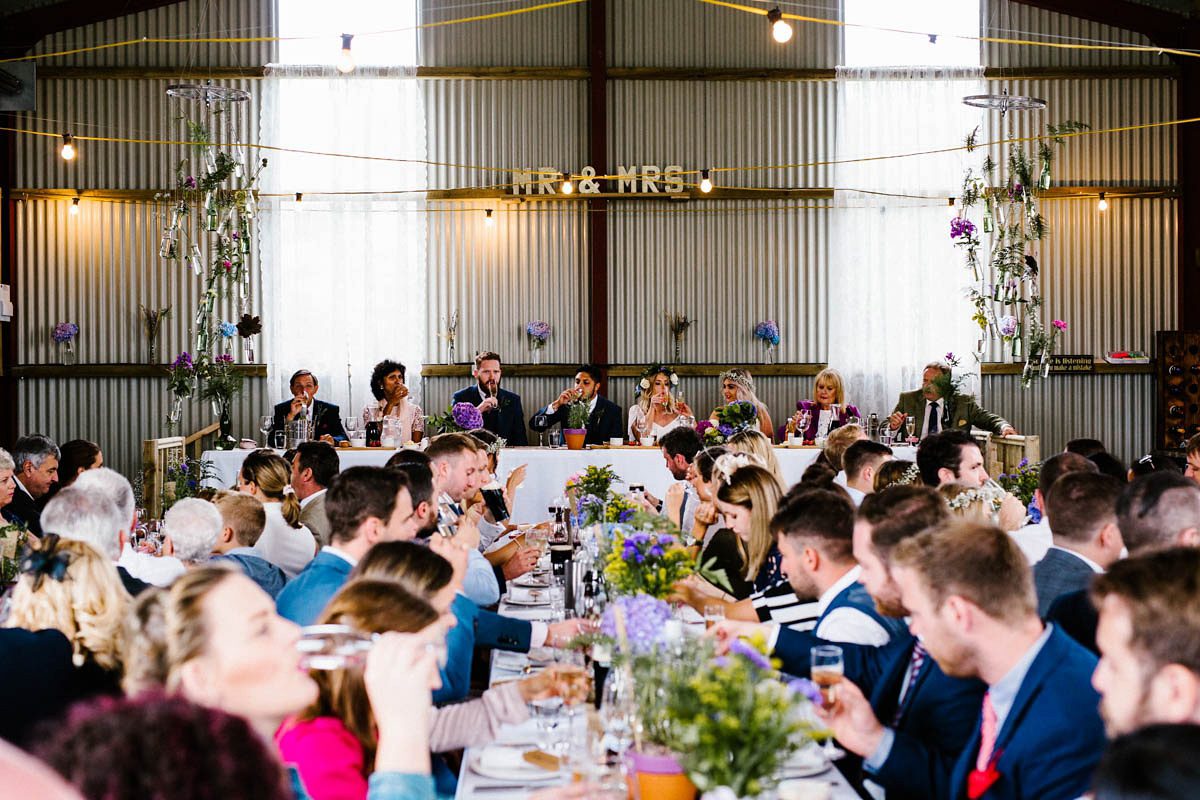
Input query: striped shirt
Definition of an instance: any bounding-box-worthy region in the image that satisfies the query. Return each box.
[751,579,820,630]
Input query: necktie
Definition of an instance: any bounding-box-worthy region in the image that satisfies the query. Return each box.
[975,692,998,771]
[891,641,926,726]
[928,401,939,434]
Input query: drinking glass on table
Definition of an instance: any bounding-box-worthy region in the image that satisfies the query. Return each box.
[904,414,917,444]
[533,414,549,447]
[703,604,725,630]
[811,644,845,759]
[549,429,563,448]
[271,430,286,449]
[258,415,273,446]
[411,414,425,444]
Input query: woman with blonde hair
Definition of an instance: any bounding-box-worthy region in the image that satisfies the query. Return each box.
[6,535,130,696]
[124,564,444,800]
[711,368,775,441]
[782,367,860,442]
[938,483,1026,531]
[628,364,695,442]
[726,429,785,486]
[713,459,785,593]
[237,449,316,578]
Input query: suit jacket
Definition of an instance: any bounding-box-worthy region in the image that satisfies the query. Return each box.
[0,628,77,747]
[451,386,528,446]
[275,548,354,625]
[948,625,1105,800]
[117,565,152,597]
[5,484,42,537]
[1045,588,1098,655]
[300,492,331,548]
[213,551,289,598]
[270,398,348,442]
[475,608,533,652]
[892,390,1010,436]
[1033,548,1097,618]
[529,395,624,444]
[774,628,985,800]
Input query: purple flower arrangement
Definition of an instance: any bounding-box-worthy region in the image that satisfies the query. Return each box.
[451,402,483,430]
[52,322,79,343]
[168,351,196,397]
[599,594,672,654]
[525,320,551,343]
[950,216,976,239]
[754,320,781,346]
[998,315,1018,338]
[214,353,234,365]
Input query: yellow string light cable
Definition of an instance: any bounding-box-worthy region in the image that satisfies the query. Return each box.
[695,0,1200,59]
[0,0,584,63]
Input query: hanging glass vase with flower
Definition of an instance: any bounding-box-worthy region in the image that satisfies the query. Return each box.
[52,322,79,366]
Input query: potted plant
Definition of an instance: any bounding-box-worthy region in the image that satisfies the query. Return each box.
[564,398,589,450]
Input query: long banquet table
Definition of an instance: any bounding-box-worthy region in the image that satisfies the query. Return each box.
[203,444,916,524]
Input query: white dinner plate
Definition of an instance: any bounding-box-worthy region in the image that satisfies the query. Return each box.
[506,587,551,605]
[513,574,550,588]
[779,747,832,778]
[468,748,559,783]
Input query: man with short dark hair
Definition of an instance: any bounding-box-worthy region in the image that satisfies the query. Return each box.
[1090,548,1200,737]
[387,460,438,537]
[276,467,420,625]
[773,488,906,645]
[291,441,340,547]
[1065,438,1106,458]
[651,427,705,535]
[8,434,60,536]
[915,430,989,488]
[211,491,288,597]
[451,351,527,445]
[529,364,623,444]
[888,361,1016,438]
[893,520,1106,800]
[1185,433,1200,486]
[842,440,892,506]
[1033,472,1124,616]
[269,370,347,444]
[1012,451,1099,563]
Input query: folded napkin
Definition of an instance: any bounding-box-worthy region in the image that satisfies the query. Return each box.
[479,746,529,772]
[508,586,548,604]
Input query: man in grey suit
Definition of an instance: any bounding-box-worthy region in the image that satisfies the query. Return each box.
[290,441,340,548]
[887,360,1016,440]
[1034,471,1125,617]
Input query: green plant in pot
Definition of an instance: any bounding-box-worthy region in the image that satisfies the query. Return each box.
[564,398,589,450]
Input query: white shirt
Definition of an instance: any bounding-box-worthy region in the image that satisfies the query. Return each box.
[321,544,358,567]
[844,485,866,507]
[921,398,944,440]
[117,544,186,587]
[299,488,326,510]
[252,502,317,578]
[1011,519,1053,564]
[812,566,892,646]
[546,395,597,416]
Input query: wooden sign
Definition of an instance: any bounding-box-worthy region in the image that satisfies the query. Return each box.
[1048,354,1094,374]
[511,165,687,195]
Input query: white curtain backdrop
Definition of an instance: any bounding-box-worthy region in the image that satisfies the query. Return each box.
[259,66,427,418]
[829,67,985,417]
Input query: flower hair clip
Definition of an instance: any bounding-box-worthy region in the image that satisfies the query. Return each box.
[712,452,763,484]
[19,534,72,591]
[895,463,920,486]
[945,485,1006,513]
[486,437,506,455]
[637,364,680,394]
[718,370,755,394]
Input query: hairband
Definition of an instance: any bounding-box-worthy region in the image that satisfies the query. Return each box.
[19,534,71,591]
[894,463,920,486]
[712,452,764,485]
[945,485,1006,513]
[719,370,755,394]
[283,485,296,496]
[486,437,506,455]
[637,364,679,393]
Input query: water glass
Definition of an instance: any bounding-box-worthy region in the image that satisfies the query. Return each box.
[271,430,286,449]
[549,583,566,621]
[703,604,725,630]
[527,696,566,750]
[549,430,563,448]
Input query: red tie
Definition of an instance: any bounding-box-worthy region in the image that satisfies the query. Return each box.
[975,692,998,771]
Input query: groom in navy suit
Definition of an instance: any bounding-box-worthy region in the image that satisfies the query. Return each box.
[452,351,527,446]
[892,519,1106,800]
[529,364,624,445]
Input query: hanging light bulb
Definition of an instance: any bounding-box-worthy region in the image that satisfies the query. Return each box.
[295,192,303,203]
[69,197,80,216]
[561,172,574,194]
[1097,192,1108,212]
[947,197,958,217]
[767,8,793,43]
[60,133,76,161]
[337,34,355,74]
[699,169,713,193]
[485,208,495,226]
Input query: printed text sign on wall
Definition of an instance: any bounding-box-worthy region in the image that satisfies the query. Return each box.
[512,166,687,195]
[1048,355,1094,374]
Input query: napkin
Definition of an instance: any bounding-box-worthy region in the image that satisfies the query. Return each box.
[508,586,547,604]
[479,746,529,772]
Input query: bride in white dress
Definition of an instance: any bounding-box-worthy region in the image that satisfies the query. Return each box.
[627,365,696,441]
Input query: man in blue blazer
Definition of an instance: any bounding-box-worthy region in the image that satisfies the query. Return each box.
[891,520,1106,800]
[1033,472,1124,617]
[451,351,527,446]
[529,364,624,445]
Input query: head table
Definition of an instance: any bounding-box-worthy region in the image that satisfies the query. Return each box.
[202,444,917,524]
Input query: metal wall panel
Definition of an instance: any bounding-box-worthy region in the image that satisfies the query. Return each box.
[19,376,269,491]
[423,79,587,190]
[609,0,840,69]
[608,80,835,189]
[425,201,589,364]
[30,0,274,67]
[982,0,1171,68]
[14,197,262,365]
[608,199,828,364]
[419,0,586,67]
[15,79,260,190]
[983,373,1154,467]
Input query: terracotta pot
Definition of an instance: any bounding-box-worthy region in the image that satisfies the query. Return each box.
[564,428,587,451]
[626,751,697,800]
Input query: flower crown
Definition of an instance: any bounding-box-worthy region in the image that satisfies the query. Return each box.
[486,437,507,455]
[712,452,765,485]
[945,484,1006,512]
[894,463,920,486]
[718,370,755,394]
[638,364,679,393]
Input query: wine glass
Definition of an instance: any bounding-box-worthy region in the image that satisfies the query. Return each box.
[533,414,549,447]
[811,645,845,760]
[258,415,273,446]
[905,414,917,444]
[798,409,811,439]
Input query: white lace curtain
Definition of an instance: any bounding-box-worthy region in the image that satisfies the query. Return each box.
[828,67,985,417]
[259,65,428,418]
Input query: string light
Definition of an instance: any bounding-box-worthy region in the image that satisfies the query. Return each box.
[60,133,75,160]
[947,197,957,217]
[69,197,80,215]
[700,169,713,193]
[561,172,574,194]
[1097,192,1108,211]
[485,208,494,226]
[337,34,355,74]
[767,8,792,43]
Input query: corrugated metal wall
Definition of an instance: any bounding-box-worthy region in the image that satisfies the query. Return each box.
[420,0,586,67]
[982,0,1172,68]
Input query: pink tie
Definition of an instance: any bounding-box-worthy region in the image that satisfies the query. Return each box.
[975,692,998,771]
[890,641,926,726]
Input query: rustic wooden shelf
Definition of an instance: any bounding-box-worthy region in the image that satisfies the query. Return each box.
[980,360,1154,375]
[6,363,268,378]
[422,363,827,378]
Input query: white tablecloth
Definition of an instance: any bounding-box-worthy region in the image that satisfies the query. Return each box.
[203,445,916,524]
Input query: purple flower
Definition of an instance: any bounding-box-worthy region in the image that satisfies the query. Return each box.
[787,678,824,706]
[944,352,955,363]
[215,353,234,364]
[718,424,734,437]
[618,508,635,522]
[171,352,194,371]
[728,637,771,670]
[183,175,196,189]
[696,419,713,435]
[1052,319,1067,331]
[648,545,664,557]
[658,534,675,547]
[599,595,672,654]
[451,402,484,430]
[998,315,1018,338]
[52,322,79,343]
[525,320,551,341]
[950,217,976,240]
[754,320,781,346]
[1018,457,1029,468]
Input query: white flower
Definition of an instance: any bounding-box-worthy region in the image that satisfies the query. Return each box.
[670,373,679,385]
[639,378,650,389]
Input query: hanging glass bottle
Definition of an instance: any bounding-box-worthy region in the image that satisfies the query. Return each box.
[188,244,203,276]
[204,192,219,232]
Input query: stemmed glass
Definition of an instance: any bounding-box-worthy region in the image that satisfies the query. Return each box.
[811,644,846,760]
[258,415,273,447]
[533,414,549,447]
[797,409,811,439]
[905,414,917,445]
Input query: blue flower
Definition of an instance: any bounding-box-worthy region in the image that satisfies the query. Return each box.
[728,638,771,670]
[648,545,664,557]
[618,508,635,522]
[217,321,237,338]
[787,678,824,706]
[658,534,675,547]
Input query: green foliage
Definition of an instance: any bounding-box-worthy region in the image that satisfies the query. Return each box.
[566,464,620,499]
[997,459,1040,507]
[602,526,697,599]
[566,399,590,430]
[0,520,29,585]
[162,457,218,511]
